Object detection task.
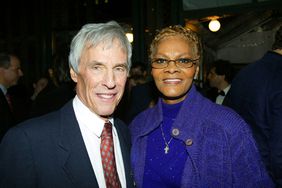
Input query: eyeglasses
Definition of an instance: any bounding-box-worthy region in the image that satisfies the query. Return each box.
[151,58,199,69]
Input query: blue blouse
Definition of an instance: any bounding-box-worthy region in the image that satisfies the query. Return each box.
[143,100,187,188]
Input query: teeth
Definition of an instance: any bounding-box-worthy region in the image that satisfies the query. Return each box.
[164,79,181,82]
[99,94,114,99]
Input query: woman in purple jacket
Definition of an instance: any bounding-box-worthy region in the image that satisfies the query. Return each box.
[129,25,274,188]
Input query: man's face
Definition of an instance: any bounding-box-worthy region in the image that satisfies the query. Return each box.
[70,39,128,119]
[1,56,23,88]
[207,67,222,89]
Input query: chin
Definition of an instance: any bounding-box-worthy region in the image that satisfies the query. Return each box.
[163,91,188,99]
[98,108,115,117]
[163,91,184,97]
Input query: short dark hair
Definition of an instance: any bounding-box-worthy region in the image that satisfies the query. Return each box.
[272,26,282,50]
[131,62,147,72]
[0,53,11,69]
[210,59,235,83]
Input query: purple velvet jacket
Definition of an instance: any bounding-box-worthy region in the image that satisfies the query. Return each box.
[130,85,274,188]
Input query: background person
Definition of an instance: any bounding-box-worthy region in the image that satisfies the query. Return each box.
[29,52,76,118]
[224,25,282,187]
[0,21,134,188]
[207,59,235,105]
[129,25,274,187]
[115,62,149,122]
[0,53,23,140]
[124,62,159,123]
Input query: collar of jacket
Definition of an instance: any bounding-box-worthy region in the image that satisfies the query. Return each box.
[135,85,207,146]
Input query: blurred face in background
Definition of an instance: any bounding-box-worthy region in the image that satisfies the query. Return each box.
[0,56,23,88]
[70,39,128,119]
[151,35,199,104]
[207,67,219,88]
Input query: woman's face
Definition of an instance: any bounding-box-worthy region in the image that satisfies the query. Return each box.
[151,35,199,104]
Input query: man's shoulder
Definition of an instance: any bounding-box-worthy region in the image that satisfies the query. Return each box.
[14,110,60,133]
[114,118,129,130]
[11,100,73,133]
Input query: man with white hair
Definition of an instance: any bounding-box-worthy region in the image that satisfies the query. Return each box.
[0,21,134,188]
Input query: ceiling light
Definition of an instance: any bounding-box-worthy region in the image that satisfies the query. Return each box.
[126,33,134,43]
[208,19,221,32]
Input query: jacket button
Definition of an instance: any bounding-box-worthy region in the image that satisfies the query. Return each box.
[185,139,193,146]
[172,128,179,136]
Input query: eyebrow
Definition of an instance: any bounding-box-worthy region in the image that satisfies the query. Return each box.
[88,59,103,64]
[89,60,128,67]
[154,52,192,58]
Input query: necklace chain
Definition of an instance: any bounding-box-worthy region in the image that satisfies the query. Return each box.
[160,124,173,154]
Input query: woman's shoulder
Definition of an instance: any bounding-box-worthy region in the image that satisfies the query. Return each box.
[129,106,159,134]
[202,102,251,135]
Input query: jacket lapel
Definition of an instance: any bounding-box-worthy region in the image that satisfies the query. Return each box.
[114,119,135,188]
[57,101,99,188]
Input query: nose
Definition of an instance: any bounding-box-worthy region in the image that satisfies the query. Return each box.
[18,69,24,77]
[164,61,180,73]
[103,69,116,89]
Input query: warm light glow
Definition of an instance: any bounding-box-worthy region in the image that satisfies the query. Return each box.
[126,33,134,43]
[208,19,221,32]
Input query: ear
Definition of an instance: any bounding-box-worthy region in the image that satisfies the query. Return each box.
[143,70,147,77]
[70,68,78,83]
[194,66,200,80]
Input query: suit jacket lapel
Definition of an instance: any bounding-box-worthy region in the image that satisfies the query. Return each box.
[114,119,135,188]
[57,101,99,188]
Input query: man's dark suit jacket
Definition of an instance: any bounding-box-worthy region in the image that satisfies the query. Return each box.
[0,100,134,188]
[224,51,282,186]
[0,90,14,140]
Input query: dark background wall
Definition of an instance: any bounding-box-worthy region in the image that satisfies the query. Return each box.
[0,0,132,86]
[0,0,281,87]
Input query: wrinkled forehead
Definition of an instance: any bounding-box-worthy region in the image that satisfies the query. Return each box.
[10,56,21,67]
[80,39,128,65]
[85,37,127,53]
